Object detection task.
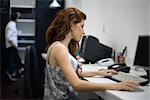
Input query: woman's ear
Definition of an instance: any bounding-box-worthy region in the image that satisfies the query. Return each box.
[70,21,75,30]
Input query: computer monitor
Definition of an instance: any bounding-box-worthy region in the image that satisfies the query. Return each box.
[79,35,112,63]
[133,35,150,82]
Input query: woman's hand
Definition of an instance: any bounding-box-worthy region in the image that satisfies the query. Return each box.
[98,69,118,77]
[115,81,140,91]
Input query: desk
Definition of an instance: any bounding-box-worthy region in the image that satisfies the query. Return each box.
[81,64,150,100]
[41,53,47,60]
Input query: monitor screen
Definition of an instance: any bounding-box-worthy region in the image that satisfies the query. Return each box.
[133,35,150,69]
[79,35,112,63]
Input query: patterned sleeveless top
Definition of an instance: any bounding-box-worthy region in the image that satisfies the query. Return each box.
[44,45,79,100]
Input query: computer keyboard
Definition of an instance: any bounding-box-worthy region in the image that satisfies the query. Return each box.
[108,72,148,85]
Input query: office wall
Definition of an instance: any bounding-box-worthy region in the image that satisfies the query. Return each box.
[66,0,149,65]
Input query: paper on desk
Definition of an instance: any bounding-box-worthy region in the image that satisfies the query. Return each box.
[84,77,117,83]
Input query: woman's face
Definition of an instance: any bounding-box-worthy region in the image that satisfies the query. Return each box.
[71,19,85,41]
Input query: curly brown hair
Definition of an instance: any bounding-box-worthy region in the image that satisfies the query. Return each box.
[46,7,86,56]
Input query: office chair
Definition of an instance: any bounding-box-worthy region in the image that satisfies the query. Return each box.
[23,46,41,99]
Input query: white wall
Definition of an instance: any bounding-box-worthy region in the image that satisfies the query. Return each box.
[66,0,149,65]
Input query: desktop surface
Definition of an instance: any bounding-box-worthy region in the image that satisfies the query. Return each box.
[81,64,150,100]
[94,83,150,100]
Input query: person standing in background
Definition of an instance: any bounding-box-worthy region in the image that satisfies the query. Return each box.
[5,12,24,81]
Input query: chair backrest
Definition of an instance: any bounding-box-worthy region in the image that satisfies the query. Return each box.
[23,46,41,99]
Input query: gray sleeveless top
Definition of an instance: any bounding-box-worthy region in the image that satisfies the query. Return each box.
[44,44,79,100]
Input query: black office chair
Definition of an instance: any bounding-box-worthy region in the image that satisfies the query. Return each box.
[23,46,41,99]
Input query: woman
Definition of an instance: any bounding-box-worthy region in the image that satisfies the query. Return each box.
[44,7,139,100]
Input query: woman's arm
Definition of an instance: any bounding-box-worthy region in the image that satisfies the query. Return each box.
[77,68,118,77]
[52,43,139,91]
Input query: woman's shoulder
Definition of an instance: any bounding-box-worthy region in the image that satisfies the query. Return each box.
[50,41,66,49]
[47,41,68,54]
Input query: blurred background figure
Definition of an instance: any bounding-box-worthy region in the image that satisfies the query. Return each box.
[5,12,24,81]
